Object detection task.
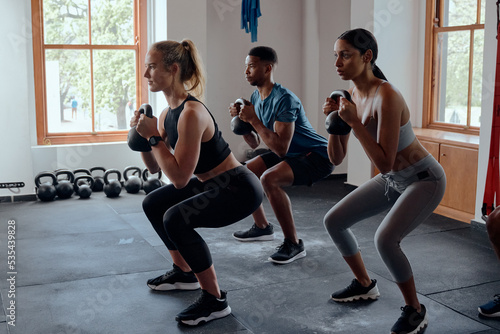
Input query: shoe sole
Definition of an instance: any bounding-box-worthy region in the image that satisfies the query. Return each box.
[478,307,500,317]
[147,282,200,291]
[268,250,306,264]
[390,313,428,334]
[233,233,275,242]
[177,306,232,326]
[331,287,380,302]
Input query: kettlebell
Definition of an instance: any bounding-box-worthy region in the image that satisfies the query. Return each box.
[128,104,154,152]
[90,167,106,192]
[73,168,92,193]
[123,166,142,194]
[325,90,353,135]
[104,169,122,198]
[230,98,254,135]
[142,168,163,194]
[55,169,75,199]
[74,175,94,199]
[35,171,57,202]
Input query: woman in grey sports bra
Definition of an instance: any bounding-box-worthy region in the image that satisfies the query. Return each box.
[322,28,446,334]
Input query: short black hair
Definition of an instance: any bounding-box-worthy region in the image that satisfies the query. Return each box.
[248,46,278,64]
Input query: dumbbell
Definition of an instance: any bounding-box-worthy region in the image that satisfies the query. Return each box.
[325,90,353,135]
[128,104,153,152]
[230,98,254,135]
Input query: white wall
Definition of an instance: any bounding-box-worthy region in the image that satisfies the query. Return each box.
[205,0,306,161]
[475,0,498,223]
[302,0,351,175]
[0,0,36,198]
[345,0,375,186]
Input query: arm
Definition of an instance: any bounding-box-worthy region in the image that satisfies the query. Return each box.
[249,119,293,157]
[238,98,294,158]
[136,102,205,188]
[339,84,401,174]
[327,134,349,166]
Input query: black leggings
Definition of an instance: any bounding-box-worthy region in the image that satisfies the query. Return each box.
[142,166,263,273]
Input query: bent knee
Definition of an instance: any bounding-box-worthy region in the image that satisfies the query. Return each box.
[374,230,399,256]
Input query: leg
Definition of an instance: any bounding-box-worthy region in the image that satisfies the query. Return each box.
[343,252,372,287]
[164,167,262,281]
[324,175,391,299]
[195,265,220,298]
[246,155,272,228]
[260,161,296,242]
[486,207,500,259]
[374,171,445,311]
[143,177,204,272]
[324,175,392,274]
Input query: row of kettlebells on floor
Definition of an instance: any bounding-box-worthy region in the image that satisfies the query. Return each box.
[34,166,164,201]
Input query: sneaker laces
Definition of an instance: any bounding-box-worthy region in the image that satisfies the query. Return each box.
[493,294,500,304]
[399,305,421,317]
[275,239,293,252]
[345,279,362,292]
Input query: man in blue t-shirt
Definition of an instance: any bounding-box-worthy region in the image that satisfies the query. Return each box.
[230,46,334,264]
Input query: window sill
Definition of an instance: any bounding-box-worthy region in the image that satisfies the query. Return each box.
[413,128,479,149]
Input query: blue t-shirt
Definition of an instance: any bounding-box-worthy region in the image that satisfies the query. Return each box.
[250,83,328,159]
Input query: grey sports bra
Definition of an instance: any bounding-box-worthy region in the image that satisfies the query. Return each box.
[355,82,416,152]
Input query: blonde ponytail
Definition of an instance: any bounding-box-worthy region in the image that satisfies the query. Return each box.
[151,39,206,100]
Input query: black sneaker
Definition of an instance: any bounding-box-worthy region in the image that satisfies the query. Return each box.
[479,294,500,317]
[233,223,275,241]
[268,238,306,264]
[331,278,380,302]
[147,264,200,291]
[175,289,232,326]
[391,304,428,334]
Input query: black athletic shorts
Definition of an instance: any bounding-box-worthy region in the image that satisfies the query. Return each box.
[259,151,334,186]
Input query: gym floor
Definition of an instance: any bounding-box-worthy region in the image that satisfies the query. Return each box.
[1,175,500,334]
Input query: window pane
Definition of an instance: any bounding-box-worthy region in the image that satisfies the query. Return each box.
[43,0,88,45]
[93,50,136,131]
[435,31,470,125]
[443,0,477,26]
[45,50,92,133]
[471,29,484,127]
[480,0,485,24]
[91,0,135,45]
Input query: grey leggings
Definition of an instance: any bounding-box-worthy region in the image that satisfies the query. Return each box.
[324,154,446,283]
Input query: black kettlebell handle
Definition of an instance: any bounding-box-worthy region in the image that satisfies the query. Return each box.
[329,90,352,103]
[234,98,246,109]
[124,166,142,181]
[142,168,162,181]
[55,169,75,183]
[139,103,153,118]
[35,172,57,187]
[74,175,95,190]
[104,169,122,185]
[73,168,91,177]
[90,167,106,176]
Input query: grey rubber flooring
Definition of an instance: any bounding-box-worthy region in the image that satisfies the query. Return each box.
[0,176,499,333]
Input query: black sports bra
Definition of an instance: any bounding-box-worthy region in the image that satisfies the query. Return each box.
[163,95,231,174]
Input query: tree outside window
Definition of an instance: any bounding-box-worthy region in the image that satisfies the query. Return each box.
[32,0,147,145]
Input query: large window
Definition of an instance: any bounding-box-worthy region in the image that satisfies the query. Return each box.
[32,0,148,145]
[423,0,485,134]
